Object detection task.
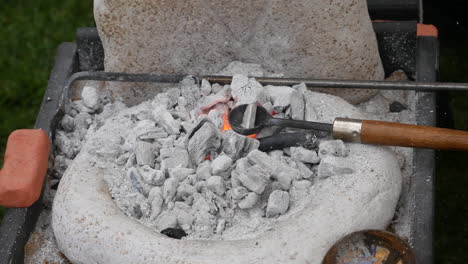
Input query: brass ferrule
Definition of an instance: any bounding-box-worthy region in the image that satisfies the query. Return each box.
[332,118,363,143]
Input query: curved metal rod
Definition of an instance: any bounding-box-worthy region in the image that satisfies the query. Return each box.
[61,71,468,111]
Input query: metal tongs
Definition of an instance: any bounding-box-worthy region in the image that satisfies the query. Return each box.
[228,104,468,151]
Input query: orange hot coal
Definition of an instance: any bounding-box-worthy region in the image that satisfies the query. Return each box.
[222,112,257,139]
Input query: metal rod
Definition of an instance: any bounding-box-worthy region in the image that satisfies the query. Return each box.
[62,71,468,110]
[204,75,468,92]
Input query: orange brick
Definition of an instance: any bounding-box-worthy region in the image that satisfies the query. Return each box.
[0,129,50,207]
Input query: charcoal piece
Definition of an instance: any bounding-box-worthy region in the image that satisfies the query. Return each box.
[266,190,290,217]
[304,92,318,122]
[296,162,314,179]
[221,130,259,161]
[166,88,181,107]
[132,204,143,219]
[81,86,101,111]
[247,150,296,190]
[238,165,269,194]
[200,79,212,96]
[389,101,408,113]
[163,178,179,202]
[318,140,349,158]
[206,176,225,196]
[290,147,320,164]
[128,167,151,196]
[237,192,259,209]
[211,83,223,94]
[134,120,168,140]
[289,90,305,120]
[180,77,202,110]
[194,181,207,193]
[125,153,136,168]
[176,183,196,200]
[139,165,166,186]
[231,75,267,105]
[207,109,225,130]
[262,102,274,114]
[149,187,164,220]
[157,135,176,148]
[268,150,283,160]
[60,114,75,132]
[55,131,78,159]
[186,118,222,165]
[168,168,194,182]
[152,105,181,135]
[115,152,131,166]
[178,96,188,107]
[171,106,190,121]
[198,86,231,111]
[210,154,233,178]
[258,132,317,152]
[265,85,295,112]
[134,141,156,167]
[230,186,249,200]
[160,148,190,171]
[196,161,212,180]
[292,82,308,94]
[160,228,188,239]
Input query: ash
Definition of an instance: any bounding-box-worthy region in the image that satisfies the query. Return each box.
[100,72,339,240]
[30,63,415,259]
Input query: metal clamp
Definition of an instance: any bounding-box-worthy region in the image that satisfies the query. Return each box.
[332,118,363,143]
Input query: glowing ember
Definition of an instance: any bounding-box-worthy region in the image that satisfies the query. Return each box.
[222,112,256,138]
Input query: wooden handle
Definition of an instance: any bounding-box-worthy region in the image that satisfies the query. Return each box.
[361,120,468,151]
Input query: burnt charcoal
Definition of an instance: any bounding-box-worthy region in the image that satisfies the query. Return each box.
[186,118,222,165]
[210,154,233,178]
[304,92,318,122]
[206,176,225,195]
[238,165,269,194]
[265,85,295,112]
[258,132,317,152]
[266,190,290,218]
[134,141,156,167]
[230,75,267,105]
[389,101,408,113]
[247,150,296,190]
[237,192,259,209]
[290,147,320,164]
[289,90,305,120]
[221,130,259,161]
[152,106,181,135]
[128,167,152,196]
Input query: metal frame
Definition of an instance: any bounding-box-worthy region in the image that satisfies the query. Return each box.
[0,20,437,264]
[0,43,78,264]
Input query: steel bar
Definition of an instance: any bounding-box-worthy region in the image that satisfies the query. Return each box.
[65,71,468,94]
[62,71,468,110]
[204,75,468,92]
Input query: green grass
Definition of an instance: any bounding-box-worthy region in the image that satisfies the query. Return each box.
[0,1,94,222]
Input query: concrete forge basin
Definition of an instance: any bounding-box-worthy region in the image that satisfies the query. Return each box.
[52,92,402,264]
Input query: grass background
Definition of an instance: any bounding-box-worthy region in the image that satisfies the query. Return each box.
[0,0,467,262]
[0,1,94,220]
